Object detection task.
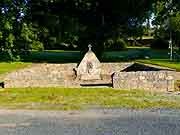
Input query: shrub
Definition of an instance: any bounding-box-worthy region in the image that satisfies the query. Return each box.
[104,39,114,49]
[104,38,127,51]
[31,41,44,51]
[114,38,127,50]
[151,38,169,50]
[93,41,105,59]
[175,80,180,91]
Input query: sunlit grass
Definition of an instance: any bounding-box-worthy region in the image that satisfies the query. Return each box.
[0,88,180,110]
[0,62,31,75]
[137,59,180,71]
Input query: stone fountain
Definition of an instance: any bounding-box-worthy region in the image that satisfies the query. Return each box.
[76,44,101,81]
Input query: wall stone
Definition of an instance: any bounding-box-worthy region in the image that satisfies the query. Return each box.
[4,63,77,88]
[113,71,175,92]
[101,63,133,75]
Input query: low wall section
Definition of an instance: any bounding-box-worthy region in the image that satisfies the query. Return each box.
[4,63,77,88]
[113,71,175,92]
[4,63,132,88]
[4,63,175,91]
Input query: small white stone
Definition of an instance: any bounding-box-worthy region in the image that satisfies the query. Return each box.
[166,76,173,80]
[139,76,145,80]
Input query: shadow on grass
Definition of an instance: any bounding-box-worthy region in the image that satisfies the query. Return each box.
[0,51,82,63]
[0,48,176,63]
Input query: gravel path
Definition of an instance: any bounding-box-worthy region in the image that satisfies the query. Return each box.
[0,109,180,135]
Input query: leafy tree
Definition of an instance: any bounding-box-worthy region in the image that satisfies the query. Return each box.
[0,0,43,61]
[31,0,155,57]
[153,0,180,49]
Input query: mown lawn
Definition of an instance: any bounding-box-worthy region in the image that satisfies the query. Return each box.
[0,88,180,110]
[0,62,31,75]
[137,59,180,71]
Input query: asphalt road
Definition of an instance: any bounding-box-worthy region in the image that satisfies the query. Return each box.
[0,109,180,135]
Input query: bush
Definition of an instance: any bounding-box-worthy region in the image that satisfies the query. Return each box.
[114,38,127,50]
[31,41,44,51]
[151,38,169,50]
[104,38,127,51]
[93,41,105,59]
[175,80,180,91]
[0,51,21,62]
[104,39,114,49]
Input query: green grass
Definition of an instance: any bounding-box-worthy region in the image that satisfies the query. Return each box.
[0,62,31,75]
[102,47,170,62]
[137,59,180,71]
[22,51,81,63]
[0,88,180,110]
[20,48,171,63]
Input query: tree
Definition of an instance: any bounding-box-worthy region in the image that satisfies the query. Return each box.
[30,0,155,57]
[0,0,43,61]
[153,0,180,50]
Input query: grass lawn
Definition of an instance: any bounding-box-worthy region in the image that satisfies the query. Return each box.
[0,88,180,110]
[137,59,180,71]
[21,48,171,63]
[0,62,31,75]
[23,50,81,63]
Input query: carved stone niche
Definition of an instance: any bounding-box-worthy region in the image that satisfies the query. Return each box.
[76,45,101,80]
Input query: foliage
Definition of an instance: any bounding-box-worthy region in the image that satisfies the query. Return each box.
[151,38,169,50]
[104,38,127,51]
[63,32,79,50]
[0,0,43,61]
[175,80,180,91]
[113,38,127,50]
[170,12,180,32]
[0,0,179,60]
[104,39,114,49]
[31,41,44,51]
[31,0,156,54]
[153,0,180,49]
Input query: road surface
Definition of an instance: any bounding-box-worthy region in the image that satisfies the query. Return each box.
[0,109,180,135]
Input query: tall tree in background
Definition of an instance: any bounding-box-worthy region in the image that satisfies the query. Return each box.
[30,0,155,57]
[153,0,180,49]
[1,0,164,60]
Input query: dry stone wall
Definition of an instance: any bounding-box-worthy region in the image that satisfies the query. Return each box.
[3,62,176,91]
[4,63,132,88]
[101,63,133,74]
[4,63,77,88]
[113,71,175,92]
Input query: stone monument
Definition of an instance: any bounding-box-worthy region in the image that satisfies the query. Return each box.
[76,44,101,80]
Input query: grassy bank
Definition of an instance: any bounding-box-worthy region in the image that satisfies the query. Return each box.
[0,62,31,75]
[0,88,180,110]
[137,59,180,71]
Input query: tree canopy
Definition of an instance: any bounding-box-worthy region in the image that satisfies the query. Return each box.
[153,0,180,49]
[0,0,179,61]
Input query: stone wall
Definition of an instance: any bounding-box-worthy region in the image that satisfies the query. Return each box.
[4,63,132,88]
[4,62,175,91]
[101,63,133,75]
[113,71,175,92]
[4,63,77,88]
